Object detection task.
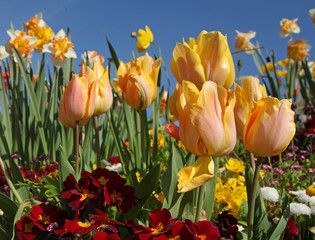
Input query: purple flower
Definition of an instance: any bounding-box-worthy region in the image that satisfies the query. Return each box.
[309,168,315,173]
[286,152,298,158]
[262,164,272,170]
[273,168,284,176]
[272,180,279,185]
[11,153,22,161]
[288,145,299,151]
[298,174,307,179]
[291,164,303,171]
[300,150,309,156]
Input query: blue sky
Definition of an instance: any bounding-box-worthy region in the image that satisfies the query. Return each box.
[0,0,314,90]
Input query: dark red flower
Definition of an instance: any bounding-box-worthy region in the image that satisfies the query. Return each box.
[28,203,61,232]
[185,219,221,240]
[90,168,125,188]
[17,216,38,240]
[94,231,121,240]
[217,211,238,240]
[284,219,299,240]
[109,156,121,165]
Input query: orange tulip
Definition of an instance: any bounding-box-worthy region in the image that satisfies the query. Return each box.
[59,71,97,128]
[243,97,295,157]
[170,31,235,90]
[170,80,236,157]
[117,53,161,111]
[230,76,267,138]
[177,156,214,193]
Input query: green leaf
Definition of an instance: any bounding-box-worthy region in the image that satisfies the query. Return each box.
[0,193,18,221]
[135,164,161,199]
[9,161,30,201]
[267,195,290,240]
[0,225,11,240]
[104,34,120,70]
[161,143,184,209]
[12,48,48,154]
[58,145,75,185]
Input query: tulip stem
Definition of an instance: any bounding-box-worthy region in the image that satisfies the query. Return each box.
[250,153,256,171]
[73,121,80,179]
[247,158,262,240]
[0,156,23,204]
[195,183,206,223]
[94,116,101,168]
[139,110,147,171]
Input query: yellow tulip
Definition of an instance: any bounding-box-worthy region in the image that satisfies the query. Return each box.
[177,156,214,193]
[243,97,295,157]
[58,72,98,128]
[170,31,235,90]
[171,80,236,157]
[117,53,161,111]
[230,76,267,138]
[91,62,113,115]
[136,25,153,53]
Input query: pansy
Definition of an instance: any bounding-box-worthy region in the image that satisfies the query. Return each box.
[17,216,38,240]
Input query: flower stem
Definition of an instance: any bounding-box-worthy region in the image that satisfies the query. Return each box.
[73,121,80,179]
[247,157,262,240]
[250,153,256,171]
[195,183,206,223]
[0,157,23,204]
[139,110,147,171]
[94,116,101,168]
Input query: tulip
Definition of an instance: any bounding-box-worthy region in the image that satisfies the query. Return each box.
[177,156,214,193]
[230,76,267,138]
[170,80,236,157]
[117,53,161,111]
[58,72,97,128]
[89,62,113,115]
[170,31,235,90]
[243,97,295,157]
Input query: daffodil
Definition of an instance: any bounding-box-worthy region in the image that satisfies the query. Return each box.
[136,25,153,53]
[42,29,77,67]
[310,9,315,25]
[0,46,9,60]
[279,18,300,39]
[234,30,256,53]
[287,39,311,61]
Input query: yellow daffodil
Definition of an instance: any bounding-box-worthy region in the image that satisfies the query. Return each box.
[287,39,311,61]
[25,13,54,53]
[117,53,161,111]
[234,30,256,53]
[243,97,296,157]
[136,25,153,53]
[277,58,291,67]
[42,29,77,67]
[279,18,300,39]
[261,63,276,73]
[177,156,214,193]
[170,31,235,90]
[226,158,245,173]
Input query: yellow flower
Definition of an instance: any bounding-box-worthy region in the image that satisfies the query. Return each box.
[159,91,168,114]
[136,25,153,53]
[117,53,161,111]
[287,39,311,61]
[306,185,315,197]
[310,9,315,25]
[276,69,288,79]
[58,69,98,128]
[170,31,235,90]
[112,79,122,99]
[42,29,77,67]
[229,76,267,138]
[243,97,296,157]
[261,63,276,73]
[226,158,245,173]
[279,18,300,38]
[177,156,214,193]
[80,50,104,67]
[6,30,37,60]
[234,30,256,53]
[278,58,291,67]
[169,81,236,157]
[25,13,54,52]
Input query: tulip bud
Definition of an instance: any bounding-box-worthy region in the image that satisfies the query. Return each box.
[117,53,161,111]
[177,156,214,193]
[243,97,296,157]
[230,76,267,138]
[170,80,236,157]
[58,73,97,128]
[170,30,235,90]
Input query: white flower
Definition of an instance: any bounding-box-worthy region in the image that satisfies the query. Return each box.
[289,190,315,205]
[310,226,315,234]
[261,187,279,202]
[0,46,9,60]
[0,209,3,216]
[290,203,311,216]
[101,160,123,174]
